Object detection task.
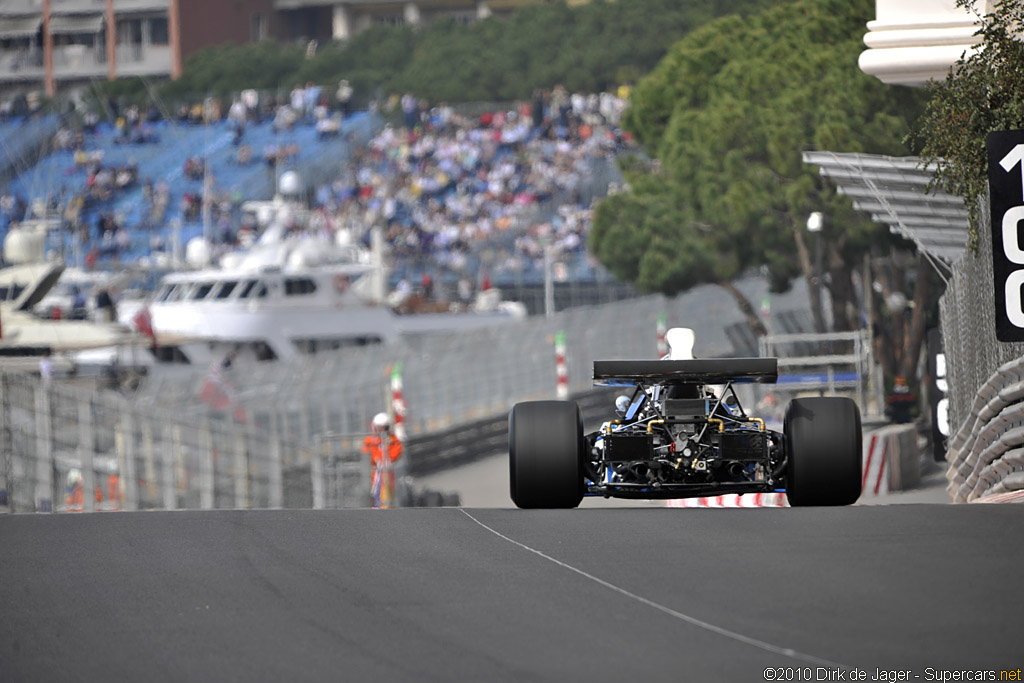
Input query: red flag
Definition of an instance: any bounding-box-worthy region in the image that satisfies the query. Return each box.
[198,360,246,422]
[198,367,231,410]
[132,307,157,347]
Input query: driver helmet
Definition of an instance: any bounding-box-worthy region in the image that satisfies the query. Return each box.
[372,412,391,432]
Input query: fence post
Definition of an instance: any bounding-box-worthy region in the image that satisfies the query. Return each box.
[78,396,95,513]
[142,420,156,505]
[163,423,178,510]
[118,406,137,511]
[311,435,325,510]
[0,373,10,511]
[234,425,248,509]
[268,410,283,508]
[200,421,214,510]
[33,382,53,512]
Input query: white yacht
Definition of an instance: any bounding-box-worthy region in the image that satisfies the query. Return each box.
[0,259,145,373]
[111,198,526,368]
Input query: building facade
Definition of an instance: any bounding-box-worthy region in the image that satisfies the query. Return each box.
[0,0,546,98]
[858,0,990,86]
[0,0,178,96]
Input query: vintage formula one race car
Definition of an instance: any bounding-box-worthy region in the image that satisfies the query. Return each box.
[508,330,862,508]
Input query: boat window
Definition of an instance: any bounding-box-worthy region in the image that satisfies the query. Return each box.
[11,285,23,299]
[253,341,276,361]
[166,284,187,302]
[192,282,215,300]
[0,287,9,300]
[155,285,174,302]
[292,336,384,354]
[284,278,317,296]
[214,281,238,299]
[238,280,268,299]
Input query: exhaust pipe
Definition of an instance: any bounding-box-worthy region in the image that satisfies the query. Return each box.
[726,462,746,479]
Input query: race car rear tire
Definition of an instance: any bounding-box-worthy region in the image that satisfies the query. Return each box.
[509,400,584,509]
[784,397,862,506]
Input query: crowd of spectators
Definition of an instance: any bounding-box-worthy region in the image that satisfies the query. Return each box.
[305,85,633,294]
[0,83,633,302]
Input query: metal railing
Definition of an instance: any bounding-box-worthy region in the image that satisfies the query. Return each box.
[758,330,876,415]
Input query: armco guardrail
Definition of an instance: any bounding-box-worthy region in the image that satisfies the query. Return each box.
[404,387,619,476]
[946,356,1024,502]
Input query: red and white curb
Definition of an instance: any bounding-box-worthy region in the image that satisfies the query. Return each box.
[667,431,891,508]
[668,492,788,508]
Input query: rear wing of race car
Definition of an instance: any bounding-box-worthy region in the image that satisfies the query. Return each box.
[592,358,778,387]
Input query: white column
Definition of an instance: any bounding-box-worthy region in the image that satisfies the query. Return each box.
[332,5,352,40]
[403,2,421,26]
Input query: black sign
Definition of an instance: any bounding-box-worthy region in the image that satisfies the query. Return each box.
[987,129,1024,341]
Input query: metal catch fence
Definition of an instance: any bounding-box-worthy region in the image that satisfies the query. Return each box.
[940,208,1024,432]
[1,273,813,513]
[0,372,374,513]
[938,197,1024,499]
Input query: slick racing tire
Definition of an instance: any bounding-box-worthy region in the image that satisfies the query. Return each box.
[509,400,584,509]
[784,397,862,506]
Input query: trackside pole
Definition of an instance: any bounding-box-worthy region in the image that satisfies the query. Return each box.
[555,331,568,399]
[389,363,406,507]
[390,363,406,443]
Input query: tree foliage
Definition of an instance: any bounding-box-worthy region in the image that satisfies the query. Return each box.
[591,0,926,334]
[911,0,1024,249]
[96,0,774,106]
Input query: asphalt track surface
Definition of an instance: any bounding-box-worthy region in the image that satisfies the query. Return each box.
[2,505,1022,682]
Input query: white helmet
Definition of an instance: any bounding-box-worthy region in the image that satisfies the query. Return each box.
[372,412,390,431]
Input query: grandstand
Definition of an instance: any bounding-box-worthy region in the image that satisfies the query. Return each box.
[0,94,634,310]
[0,113,60,186]
[0,110,378,267]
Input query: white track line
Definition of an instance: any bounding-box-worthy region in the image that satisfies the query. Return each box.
[460,509,851,669]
